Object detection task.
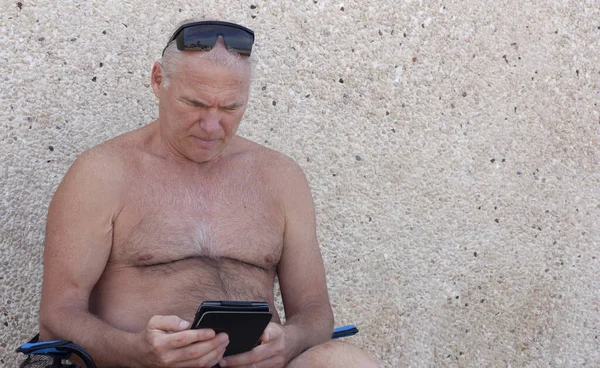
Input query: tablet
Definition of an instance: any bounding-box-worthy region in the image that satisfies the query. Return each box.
[191,301,273,356]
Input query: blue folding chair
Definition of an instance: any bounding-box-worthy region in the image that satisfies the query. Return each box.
[16,325,358,367]
[331,324,359,339]
[16,334,97,368]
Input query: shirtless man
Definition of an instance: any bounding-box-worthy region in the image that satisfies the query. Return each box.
[38,20,378,367]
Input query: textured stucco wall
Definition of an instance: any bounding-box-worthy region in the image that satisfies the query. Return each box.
[1,0,599,367]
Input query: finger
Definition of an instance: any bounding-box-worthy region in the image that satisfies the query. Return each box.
[219,343,271,367]
[162,328,218,349]
[147,315,191,332]
[164,333,228,366]
[259,330,269,344]
[233,355,283,368]
[203,338,230,367]
[172,337,229,368]
[260,323,281,344]
[204,346,228,367]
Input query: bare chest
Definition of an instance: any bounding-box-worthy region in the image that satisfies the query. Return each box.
[111,166,284,270]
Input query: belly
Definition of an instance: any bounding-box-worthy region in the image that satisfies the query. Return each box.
[89,257,280,332]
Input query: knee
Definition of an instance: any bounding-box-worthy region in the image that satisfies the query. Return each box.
[287,340,380,368]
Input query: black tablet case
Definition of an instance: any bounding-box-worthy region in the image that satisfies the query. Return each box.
[192,302,273,356]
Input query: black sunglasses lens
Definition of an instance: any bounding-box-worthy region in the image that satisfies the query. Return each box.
[218,27,254,55]
[182,25,220,50]
[181,24,254,55]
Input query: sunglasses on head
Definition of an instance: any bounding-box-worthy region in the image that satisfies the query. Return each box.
[162,21,255,56]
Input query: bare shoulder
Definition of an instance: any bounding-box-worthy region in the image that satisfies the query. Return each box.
[58,130,141,200]
[74,126,147,172]
[69,139,125,181]
[236,137,308,187]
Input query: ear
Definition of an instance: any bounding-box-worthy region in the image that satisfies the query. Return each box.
[151,61,165,97]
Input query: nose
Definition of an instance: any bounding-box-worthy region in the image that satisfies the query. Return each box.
[198,108,221,135]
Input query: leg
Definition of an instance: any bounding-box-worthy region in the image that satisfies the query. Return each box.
[286,340,380,368]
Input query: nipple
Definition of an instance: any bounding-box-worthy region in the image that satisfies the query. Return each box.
[138,254,154,262]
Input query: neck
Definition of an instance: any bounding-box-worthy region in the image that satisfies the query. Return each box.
[146,120,226,166]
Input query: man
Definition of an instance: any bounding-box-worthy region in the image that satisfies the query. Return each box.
[38,20,378,368]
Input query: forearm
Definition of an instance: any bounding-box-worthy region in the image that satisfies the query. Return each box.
[40,305,141,368]
[282,301,334,361]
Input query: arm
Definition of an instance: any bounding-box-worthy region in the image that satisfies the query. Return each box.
[276,161,334,358]
[39,150,228,368]
[39,150,139,367]
[219,159,333,368]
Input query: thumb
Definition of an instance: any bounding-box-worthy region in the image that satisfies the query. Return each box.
[260,324,278,343]
[260,330,269,343]
[147,315,190,332]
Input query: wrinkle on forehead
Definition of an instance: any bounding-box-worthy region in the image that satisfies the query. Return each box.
[171,57,250,106]
[187,54,250,86]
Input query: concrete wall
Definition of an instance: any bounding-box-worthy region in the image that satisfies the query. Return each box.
[1,0,599,366]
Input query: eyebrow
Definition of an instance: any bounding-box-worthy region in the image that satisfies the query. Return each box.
[180,97,242,110]
[180,97,208,107]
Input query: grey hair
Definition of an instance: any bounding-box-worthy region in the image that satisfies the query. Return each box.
[159,17,254,87]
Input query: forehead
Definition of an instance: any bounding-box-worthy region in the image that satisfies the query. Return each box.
[171,52,251,93]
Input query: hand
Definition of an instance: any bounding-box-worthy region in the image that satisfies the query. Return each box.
[137,315,229,368]
[218,322,288,368]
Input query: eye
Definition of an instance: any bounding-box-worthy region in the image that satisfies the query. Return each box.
[181,98,206,108]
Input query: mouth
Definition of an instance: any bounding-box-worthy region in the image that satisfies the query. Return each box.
[192,136,219,146]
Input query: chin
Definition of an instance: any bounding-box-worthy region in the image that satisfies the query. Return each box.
[188,149,222,163]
